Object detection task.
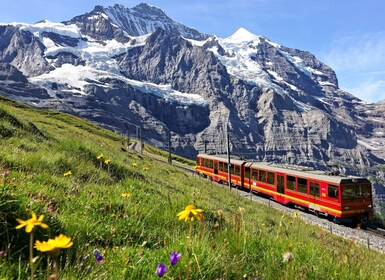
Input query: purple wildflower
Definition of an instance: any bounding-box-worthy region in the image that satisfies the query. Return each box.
[170,251,182,265]
[1,170,9,177]
[156,263,167,277]
[93,249,105,264]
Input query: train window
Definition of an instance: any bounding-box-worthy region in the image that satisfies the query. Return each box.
[218,162,223,172]
[267,172,275,185]
[328,184,339,199]
[252,169,258,181]
[342,185,361,200]
[287,175,295,190]
[235,165,241,176]
[298,178,307,194]
[230,164,235,174]
[245,167,251,179]
[259,170,266,182]
[361,185,371,198]
[310,182,320,197]
[224,162,228,171]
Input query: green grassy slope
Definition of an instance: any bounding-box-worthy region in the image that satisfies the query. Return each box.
[1,96,385,279]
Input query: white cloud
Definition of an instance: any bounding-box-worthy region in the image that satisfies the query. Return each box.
[323,32,385,72]
[321,32,385,103]
[342,79,385,103]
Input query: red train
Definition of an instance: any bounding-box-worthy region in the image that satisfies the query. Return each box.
[196,154,373,224]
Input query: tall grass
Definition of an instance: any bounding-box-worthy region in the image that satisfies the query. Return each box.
[1,97,385,279]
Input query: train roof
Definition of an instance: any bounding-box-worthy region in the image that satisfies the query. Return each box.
[197,154,370,185]
[197,154,246,166]
[248,162,369,184]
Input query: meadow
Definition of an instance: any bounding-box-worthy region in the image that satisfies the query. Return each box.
[1,96,385,279]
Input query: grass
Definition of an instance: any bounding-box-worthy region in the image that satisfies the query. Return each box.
[1,96,385,279]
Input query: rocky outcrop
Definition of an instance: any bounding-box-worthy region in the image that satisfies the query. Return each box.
[0,25,52,77]
[64,3,208,43]
[0,63,50,100]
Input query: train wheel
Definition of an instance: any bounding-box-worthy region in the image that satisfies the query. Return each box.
[327,215,336,223]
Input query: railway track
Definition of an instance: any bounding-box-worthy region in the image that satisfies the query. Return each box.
[365,226,385,238]
[127,142,385,253]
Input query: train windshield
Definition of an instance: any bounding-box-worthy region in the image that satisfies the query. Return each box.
[342,184,371,200]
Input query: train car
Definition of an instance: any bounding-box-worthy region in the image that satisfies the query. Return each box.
[196,154,373,224]
[196,154,246,187]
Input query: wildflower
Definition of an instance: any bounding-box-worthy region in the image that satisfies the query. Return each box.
[293,211,301,219]
[63,170,72,177]
[170,251,182,265]
[1,170,10,177]
[121,192,131,198]
[177,204,204,222]
[217,209,224,217]
[282,251,294,263]
[131,162,138,168]
[97,153,104,160]
[104,159,111,165]
[0,249,6,258]
[156,263,167,277]
[16,211,49,233]
[93,249,105,264]
[142,165,149,172]
[34,234,73,254]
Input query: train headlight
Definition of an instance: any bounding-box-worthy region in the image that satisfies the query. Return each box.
[367,204,372,208]
[344,206,349,210]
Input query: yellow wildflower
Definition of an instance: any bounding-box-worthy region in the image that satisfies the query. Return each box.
[16,211,49,233]
[97,153,104,160]
[293,211,301,219]
[34,234,73,253]
[121,192,131,198]
[177,204,204,222]
[104,159,111,165]
[131,162,138,168]
[142,166,149,172]
[63,170,72,177]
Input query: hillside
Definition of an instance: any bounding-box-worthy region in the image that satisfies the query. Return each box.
[1,97,385,279]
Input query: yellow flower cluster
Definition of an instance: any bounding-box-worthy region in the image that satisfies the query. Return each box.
[63,170,72,177]
[121,192,131,198]
[177,204,204,222]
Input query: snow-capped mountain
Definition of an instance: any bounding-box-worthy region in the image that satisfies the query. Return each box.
[0,3,384,197]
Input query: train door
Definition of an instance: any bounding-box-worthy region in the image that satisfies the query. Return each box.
[244,163,252,190]
[214,161,218,175]
[309,181,320,213]
[277,174,285,194]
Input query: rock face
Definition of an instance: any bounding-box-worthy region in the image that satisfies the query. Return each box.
[63,3,208,42]
[0,25,52,77]
[0,3,385,197]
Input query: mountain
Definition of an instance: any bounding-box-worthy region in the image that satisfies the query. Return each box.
[0,3,385,198]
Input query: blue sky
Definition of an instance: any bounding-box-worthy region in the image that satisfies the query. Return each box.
[1,0,385,103]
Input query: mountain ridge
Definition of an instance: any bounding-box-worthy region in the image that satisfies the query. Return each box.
[0,3,384,199]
